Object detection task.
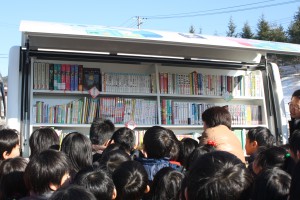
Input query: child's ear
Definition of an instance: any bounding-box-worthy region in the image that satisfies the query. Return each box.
[3,151,10,160]
[112,188,117,199]
[49,182,59,191]
[252,141,258,148]
[144,185,150,193]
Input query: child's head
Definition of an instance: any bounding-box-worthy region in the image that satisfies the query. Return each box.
[98,149,131,174]
[185,144,216,171]
[89,118,115,146]
[185,151,253,200]
[0,157,28,199]
[61,132,93,174]
[290,161,300,200]
[289,129,300,162]
[143,126,174,159]
[251,167,291,200]
[112,160,149,200]
[252,146,292,175]
[49,185,97,200]
[110,127,135,153]
[180,138,199,167]
[29,127,60,158]
[74,168,116,200]
[149,167,184,200]
[24,149,71,195]
[245,127,274,155]
[0,129,20,161]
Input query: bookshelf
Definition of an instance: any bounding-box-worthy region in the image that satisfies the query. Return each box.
[29,57,267,148]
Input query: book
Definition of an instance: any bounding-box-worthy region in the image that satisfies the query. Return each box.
[83,68,101,91]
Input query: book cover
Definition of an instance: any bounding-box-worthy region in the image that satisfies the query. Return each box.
[65,64,71,91]
[83,68,101,91]
[78,65,84,91]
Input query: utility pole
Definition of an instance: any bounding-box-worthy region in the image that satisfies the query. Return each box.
[136,16,146,29]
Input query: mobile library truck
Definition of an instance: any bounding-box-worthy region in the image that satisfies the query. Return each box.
[7,20,297,156]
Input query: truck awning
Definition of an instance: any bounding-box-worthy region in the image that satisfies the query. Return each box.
[19,20,300,64]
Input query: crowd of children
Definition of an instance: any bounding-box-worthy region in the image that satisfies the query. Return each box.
[1,101,300,199]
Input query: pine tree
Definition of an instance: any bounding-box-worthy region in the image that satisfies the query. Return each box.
[269,25,287,42]
[226,17,237,37]
[240,22,254,39]
[189,25,195,34]
[288,7,300,44]
[256,15,271,40]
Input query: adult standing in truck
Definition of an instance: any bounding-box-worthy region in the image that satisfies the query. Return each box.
[288,89,300,137]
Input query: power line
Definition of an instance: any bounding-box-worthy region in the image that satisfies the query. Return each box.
[141,0,300,19]
[143,0,279,18]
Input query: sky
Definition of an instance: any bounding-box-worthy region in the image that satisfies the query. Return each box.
[1,0,300,77]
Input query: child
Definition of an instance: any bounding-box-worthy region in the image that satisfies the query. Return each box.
[251,167,291,200]
[73,168,116,200]
[112,160,149,200]
[179,138,198,168]
[98,149,131,174]
[290,161,300,200]
[135,126,181,181]
[185,143,216,171]
[289,129,300,163]
[252,146,293,175]
[148,167,184,200]
[245,127,274,162]
[89,118,115,162]
[49,185,96,200]
[29,127,60,158]
[61,132,93,177]
[184,151,253,200]
[0,128,20,163]
[109,127,135,154]
[0,157,28,199]
[23,149,71,199]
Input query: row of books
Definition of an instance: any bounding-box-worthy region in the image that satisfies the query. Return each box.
[161,100,263,125]
[33,97,158,125]
[33,63,101,91]
[33,62,156,93]
[159,71,262,97]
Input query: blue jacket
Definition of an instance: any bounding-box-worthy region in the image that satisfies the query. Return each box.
[135,157,182,181]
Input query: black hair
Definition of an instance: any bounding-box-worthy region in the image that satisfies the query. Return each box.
[24,149,71,195]
[185,151,253,200]
[49,185,97,200]
[290,161,300,200]
[185,144,216,171]
[167,129,181,161]
[98,149,131,174]
[202,106,232,129]
[0,157,28,199]
[61,132,93,175]
[143,126,174,159]
[292,89,300,98]
[180,138,198,167]
[112,160,148,200]
[251,167,291,200]
[289,129,300,158]
[149,167,184,200]
[247,127,274,147]
[254,146,292,174]
[73,168,115,200]
[29,127,60,158]
[110,127,135,152]
[0,129,19,161]
[89,118,115,145]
